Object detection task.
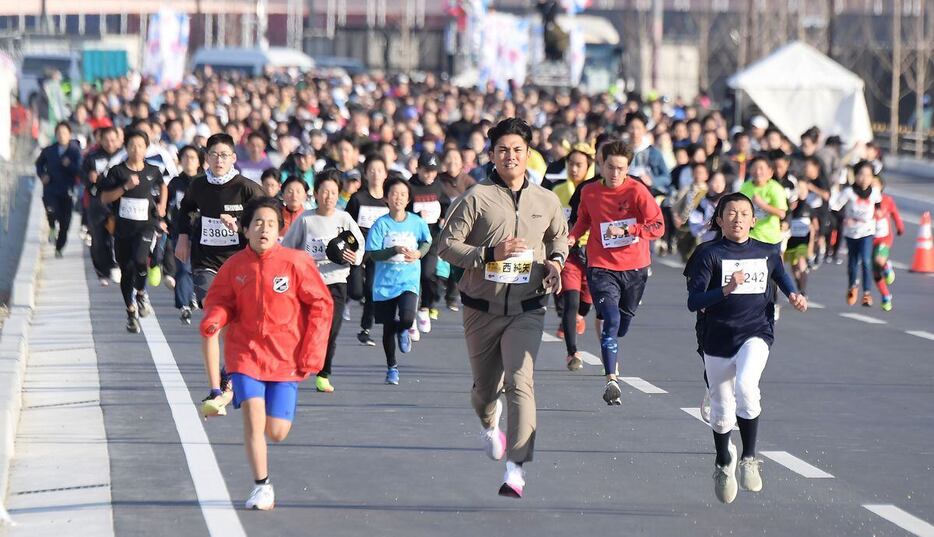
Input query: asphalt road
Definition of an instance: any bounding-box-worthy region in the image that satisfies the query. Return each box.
[79,200,934,536]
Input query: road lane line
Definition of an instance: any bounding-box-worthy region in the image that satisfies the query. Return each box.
[906,330,934,341]
[657,258,684,269]
[760,451,834,478]
[890,260,910,270]
[619,377,667,394]
[579,351,602,366]
[807,300,826,309]
[140,315,246,537]
[839,312,887,324]
[863,504,934,536]
[680,407,737,430]
[542,331,561,342]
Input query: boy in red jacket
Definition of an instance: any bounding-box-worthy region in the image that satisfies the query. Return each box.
[568,141,665,405]
[200,197,333,511]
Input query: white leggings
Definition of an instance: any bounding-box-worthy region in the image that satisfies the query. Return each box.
[704,337,770,434]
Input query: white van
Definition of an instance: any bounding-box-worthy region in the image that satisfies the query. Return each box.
[190,47,314,76]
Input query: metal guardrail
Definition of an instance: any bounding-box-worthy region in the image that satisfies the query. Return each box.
[870,123,934,161]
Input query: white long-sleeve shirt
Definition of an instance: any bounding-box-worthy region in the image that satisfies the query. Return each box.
[280,210,365,286]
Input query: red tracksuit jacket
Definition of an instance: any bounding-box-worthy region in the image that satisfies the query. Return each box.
[200,244,334,381]
[873,194,904,246]
[569,178,665,271]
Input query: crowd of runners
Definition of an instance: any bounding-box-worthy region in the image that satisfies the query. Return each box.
[33,68,904,508]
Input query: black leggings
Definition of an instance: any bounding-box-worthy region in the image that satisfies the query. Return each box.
[44,193,73,252]
[374,291,418,368]
[560,290,592,355]
[350,260,376,331]
[320,283,347,378]
[419,249,440,310]
[114,230,155,309]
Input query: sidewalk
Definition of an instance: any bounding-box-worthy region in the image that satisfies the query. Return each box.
[1,221,114,536]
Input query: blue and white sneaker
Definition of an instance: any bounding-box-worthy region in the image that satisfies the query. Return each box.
[385,367,400,385]
[398,328,412,354]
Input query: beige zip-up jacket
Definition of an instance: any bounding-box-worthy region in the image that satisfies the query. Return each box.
[438,171,568,316]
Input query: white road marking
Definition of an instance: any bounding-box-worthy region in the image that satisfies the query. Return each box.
[579,351,602,366]
[140,315,246,537]
[839,312,887,325]
[542,331,561,342]
[680,407,737,430]
[906,330,934,341]
[619,377,667,394]
[807,300,826,309]
[657,258,685,269]
[760,451,834,479]
[863,504,934,536]
[891,260,910,270]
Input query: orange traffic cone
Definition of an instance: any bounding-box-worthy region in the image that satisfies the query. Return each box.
[910,211,934,273]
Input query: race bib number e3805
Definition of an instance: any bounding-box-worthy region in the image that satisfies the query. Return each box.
[721,258,768,295]
[600,218,638,248]
[485,249,533,284]
[200,216,239,247]
[118,197,149,221]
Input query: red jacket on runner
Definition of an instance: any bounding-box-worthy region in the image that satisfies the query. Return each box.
[200,244,334,381]
[873,194,904,246]
[569,178,665,271]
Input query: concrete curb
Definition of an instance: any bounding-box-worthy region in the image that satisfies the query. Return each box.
[886,156,934,178]
[0,178,45,526]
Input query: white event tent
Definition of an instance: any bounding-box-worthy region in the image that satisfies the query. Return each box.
[728,41,873,147]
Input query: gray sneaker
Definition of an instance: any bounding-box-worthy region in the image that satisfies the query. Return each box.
[738,457,763,492]
[602,379,622,405]
[713,442,738,504]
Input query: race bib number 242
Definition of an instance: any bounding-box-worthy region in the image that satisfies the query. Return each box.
[721,258,768,295]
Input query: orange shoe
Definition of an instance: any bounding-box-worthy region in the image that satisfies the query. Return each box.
[846,287,858,306]
[556,327,565,339]
[861,292,873,307]
[576,315,586,335]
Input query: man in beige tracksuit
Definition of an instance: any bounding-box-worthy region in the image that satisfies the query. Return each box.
[438,118,568,498]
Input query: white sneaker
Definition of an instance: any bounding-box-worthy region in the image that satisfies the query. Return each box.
[417,308,431,333]
[498,460,526,498]
[99,277,110,287]
[164,275,176,290]
[481,399,506,461]
[738,457,763,492]
[700,390,711,424]
[342,303,352,321]
[245,483,275,510]
[713,442,738,504]
[409,324,421,342]
[110,268,122,284]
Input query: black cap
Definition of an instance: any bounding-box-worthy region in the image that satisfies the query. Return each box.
[326,230,359,265]
[417,152,440,170]
[343,168,362,182]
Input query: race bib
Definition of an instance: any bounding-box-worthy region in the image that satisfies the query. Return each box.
[357,205,390,229]
[384,231,417,263]
[200,216,239,247]
[485,249,533,284]
[600,218,638,248]
[413,200,442,225]
[118,197,149,221]
[306,237,327,261]
[875,217,889,238]
[790,217,810,237]
[721,258,768,295]
[563,207,572,221]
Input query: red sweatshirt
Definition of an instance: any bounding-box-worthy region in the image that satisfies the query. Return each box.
[569,178,665,271]
[873,194,904,246]
[200,244,334,381]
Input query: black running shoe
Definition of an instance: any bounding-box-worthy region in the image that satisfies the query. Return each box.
[126,313,141,334]
[357,329,376,346]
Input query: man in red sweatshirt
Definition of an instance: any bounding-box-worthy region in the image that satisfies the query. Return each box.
[568,141,665,405]
[200,196,333,511]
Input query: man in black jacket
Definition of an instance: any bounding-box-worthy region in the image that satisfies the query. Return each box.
[36,121,82,257]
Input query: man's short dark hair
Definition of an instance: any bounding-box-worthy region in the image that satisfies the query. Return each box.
[384,176,412,199]
[240,196,284,230]
[625,111,648,128]
[124,129,149,147]
[247,131,267,144]
[314,169,342,193]
[487,117,532,148]
[599,141,634,163]
[206,133,236,151]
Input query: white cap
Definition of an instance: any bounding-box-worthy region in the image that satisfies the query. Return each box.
[750,115,769,129]
[195,123,212,139]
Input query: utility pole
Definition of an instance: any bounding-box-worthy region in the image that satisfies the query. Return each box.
[891,0,902,154]
[914,0,926,158]
[826,0,835,59]
[650,0,663,91]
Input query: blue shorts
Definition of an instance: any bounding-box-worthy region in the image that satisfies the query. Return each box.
[231,373,299,422]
